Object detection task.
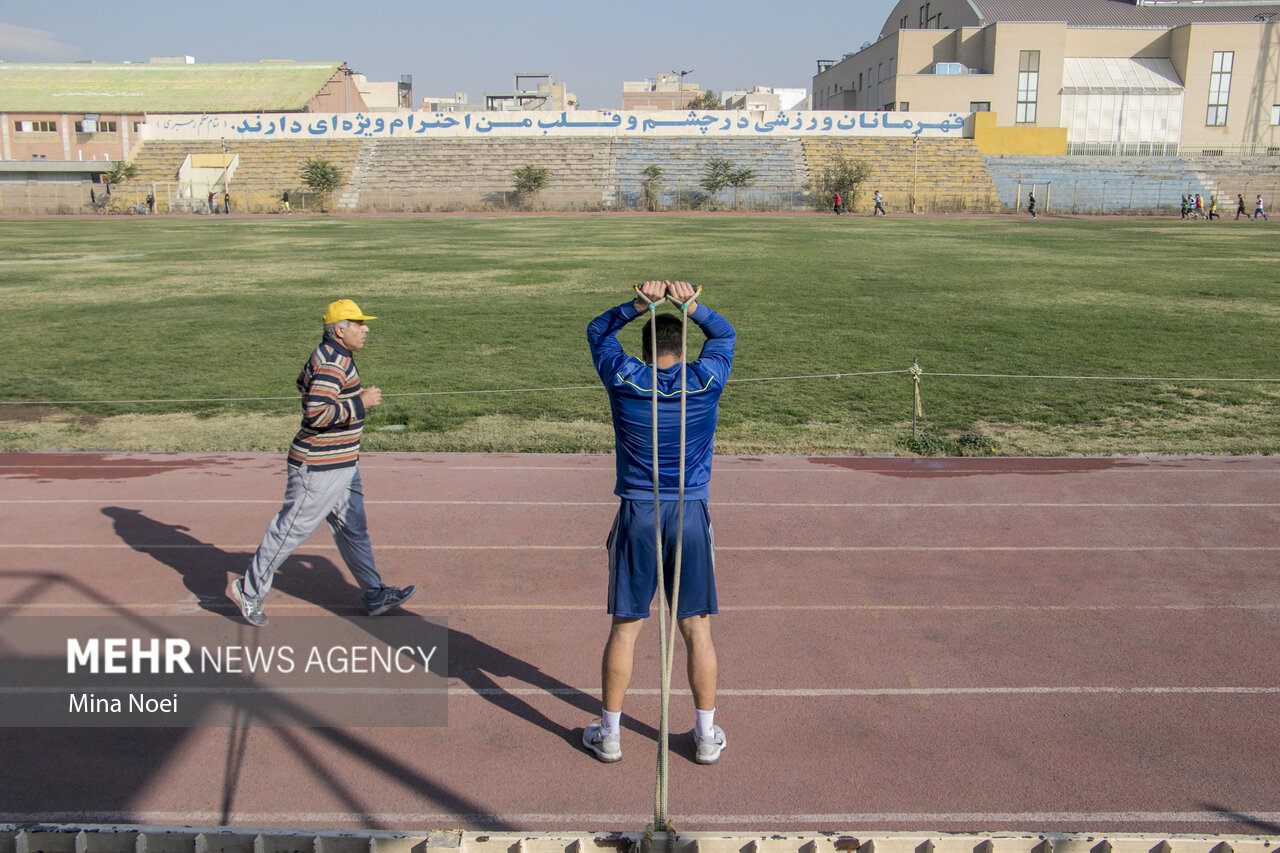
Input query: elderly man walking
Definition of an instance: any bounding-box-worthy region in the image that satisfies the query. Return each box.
[230,299,415,626]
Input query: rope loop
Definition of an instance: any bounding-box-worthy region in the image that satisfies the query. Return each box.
[635,283,667,311]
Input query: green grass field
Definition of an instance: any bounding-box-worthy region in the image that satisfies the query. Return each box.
[4,213,1279,456]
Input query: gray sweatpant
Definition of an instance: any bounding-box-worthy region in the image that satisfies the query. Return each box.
[243,462,383,599]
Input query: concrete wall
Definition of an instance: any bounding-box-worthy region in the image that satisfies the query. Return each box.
[1171,22,1280,152]
[143,109,972,142]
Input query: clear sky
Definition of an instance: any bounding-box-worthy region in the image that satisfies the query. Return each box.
[0,0,901,110]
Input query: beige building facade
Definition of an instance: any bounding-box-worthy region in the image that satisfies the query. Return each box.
[814,0,1280,154]
[621,72,700,111]
[0,61,370,164]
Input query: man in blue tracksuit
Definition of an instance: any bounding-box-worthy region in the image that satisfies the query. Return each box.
[583,280,735,765]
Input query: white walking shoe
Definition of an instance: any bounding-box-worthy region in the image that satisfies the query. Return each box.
[694,724,726,764]
[583,723,622,763]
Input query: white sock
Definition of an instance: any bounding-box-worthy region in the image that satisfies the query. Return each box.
[602,709,622,736]
[695,707,716,739]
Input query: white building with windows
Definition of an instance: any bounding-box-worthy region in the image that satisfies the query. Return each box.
[813,0,1280,154]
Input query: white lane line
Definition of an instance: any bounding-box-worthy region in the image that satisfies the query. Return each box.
[386,465,1280,474]
[5,464,1279,474]
[6,685,1269,698]
[6,543,1277,552]
[448,686,1280,698]
[5,499,1279,508]
[1,603,1276,613]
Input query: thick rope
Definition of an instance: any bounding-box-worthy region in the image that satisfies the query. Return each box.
[645,297,670,829]
[657,295,694,828]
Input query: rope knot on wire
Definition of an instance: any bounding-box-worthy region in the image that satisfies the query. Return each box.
[909,359,924,419]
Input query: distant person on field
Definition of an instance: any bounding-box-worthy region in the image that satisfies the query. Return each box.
[833,191,842,215]
[208,190,216,214]
[1027,190,1036,218]
[1208,196,1220,220]
[873,189,886,216]
[1255,195,1268,221]
[1180,196,1188,219]
[1194,194,1204,219]
[1236,193,1247,220]
[146,192,155,214]
[229,299,416,627]
[583,280,735,766]
[282,190,291,214]
[223,190,231,215]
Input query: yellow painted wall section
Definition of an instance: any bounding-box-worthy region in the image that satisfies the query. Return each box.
[190,153,236,168]
[972,111,1067,155]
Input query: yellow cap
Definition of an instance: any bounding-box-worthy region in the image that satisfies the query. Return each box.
[322,299,377,324]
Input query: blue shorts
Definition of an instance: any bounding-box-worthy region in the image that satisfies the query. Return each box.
[607,498,717,619]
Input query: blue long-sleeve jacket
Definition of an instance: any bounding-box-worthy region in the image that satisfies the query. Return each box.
[588,301,736,501]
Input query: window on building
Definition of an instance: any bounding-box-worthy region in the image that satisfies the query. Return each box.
[901,15,909,29]
[1017,51,1040,123]
[920,3,930,27]
[971,101,991,112]
[900,102,910,111]
[1272,105,1280,125]
[889,58,896,77]
[75,120,117,133]
[15,120,57,133]
[1207,51,1233,126]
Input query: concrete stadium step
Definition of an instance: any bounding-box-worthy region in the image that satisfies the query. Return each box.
[803,138,1000,214]
[610,137,809,209]
[2,828,1276,853]
[109,135,1280,215]
[1180,155,1280,208]
[126,139,364,213]
[349,138,620,210]
[983,155,1210,214]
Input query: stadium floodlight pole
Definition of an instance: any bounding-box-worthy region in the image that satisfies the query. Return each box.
[672,69,693,108]
[220,137,229,196]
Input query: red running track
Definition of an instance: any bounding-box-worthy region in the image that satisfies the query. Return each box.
[0,452,1277,835]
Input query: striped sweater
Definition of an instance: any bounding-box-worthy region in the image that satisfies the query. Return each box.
[287,339,367,470]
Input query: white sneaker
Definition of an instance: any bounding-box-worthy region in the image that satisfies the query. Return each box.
[694,724,726,764]
[583,723,622,763]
